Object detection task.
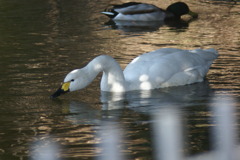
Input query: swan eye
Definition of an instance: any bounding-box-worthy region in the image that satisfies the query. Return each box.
[71,79,74,82]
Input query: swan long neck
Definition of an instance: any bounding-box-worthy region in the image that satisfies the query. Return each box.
[86,55,127,92]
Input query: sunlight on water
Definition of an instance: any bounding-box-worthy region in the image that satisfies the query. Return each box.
[47,95,238,160]
[0,0,240,159]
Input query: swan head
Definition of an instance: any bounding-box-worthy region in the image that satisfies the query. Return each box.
[166,2,198,19]
[51,69,90,98]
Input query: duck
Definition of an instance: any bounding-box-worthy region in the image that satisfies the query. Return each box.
[51,48,218,98]
[101,2,198,21]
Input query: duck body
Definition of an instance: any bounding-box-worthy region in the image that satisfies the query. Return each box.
[51,48,218,98]
[102,2,198,21]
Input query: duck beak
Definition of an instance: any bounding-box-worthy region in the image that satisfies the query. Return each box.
[188,10,198,18]
[50,82,70,98]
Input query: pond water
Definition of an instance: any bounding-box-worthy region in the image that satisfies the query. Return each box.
[0,0,240,159]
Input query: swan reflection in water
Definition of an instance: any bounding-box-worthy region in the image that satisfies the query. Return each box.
[31,84,238,160]
[101,80,212,110]
[66,81,213,125]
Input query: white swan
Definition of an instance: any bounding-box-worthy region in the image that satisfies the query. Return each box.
[51,48,218,98]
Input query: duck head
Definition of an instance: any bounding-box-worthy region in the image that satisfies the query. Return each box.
[166,2,198,19]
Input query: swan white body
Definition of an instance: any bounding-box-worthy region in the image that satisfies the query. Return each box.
[57,48,218,95]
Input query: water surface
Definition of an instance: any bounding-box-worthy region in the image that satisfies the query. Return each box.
[0,0,240,159]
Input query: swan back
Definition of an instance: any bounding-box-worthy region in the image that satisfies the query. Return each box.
[124,48,218,90]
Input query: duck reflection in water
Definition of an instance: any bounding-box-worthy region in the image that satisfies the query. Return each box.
[103,18,194,32]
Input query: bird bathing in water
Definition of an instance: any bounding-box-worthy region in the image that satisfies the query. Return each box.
[101,2,198,21]
[51,48,218,98]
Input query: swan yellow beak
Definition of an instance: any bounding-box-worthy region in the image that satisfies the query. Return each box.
[188,10,198,18]
[51,82,70,98]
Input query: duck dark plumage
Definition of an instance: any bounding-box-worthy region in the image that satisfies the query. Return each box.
[102,2,198,21]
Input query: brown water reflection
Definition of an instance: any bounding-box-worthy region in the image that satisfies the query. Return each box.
[0,0,240,159]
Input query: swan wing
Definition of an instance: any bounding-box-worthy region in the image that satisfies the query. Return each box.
[124,48,218,90]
